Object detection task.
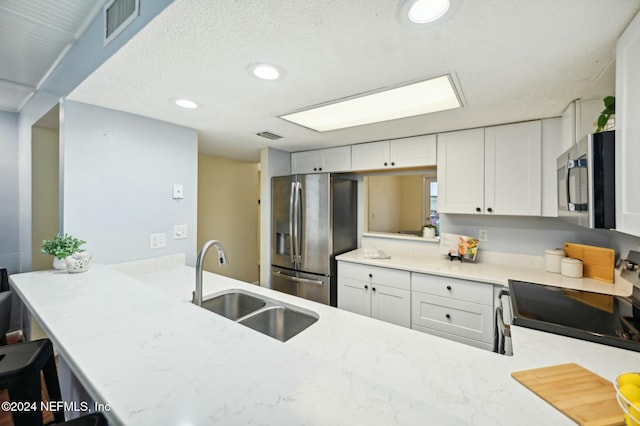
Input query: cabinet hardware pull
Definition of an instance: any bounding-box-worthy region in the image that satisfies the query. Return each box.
[368,273,372,278]
[384,162,388,166]
[475,207,481,212]
[446,285,452,290]
[313,167,317,171]
[487,207,493,212]
[372,287,376,292]
[445,313,451,319]
[364,285,368,290]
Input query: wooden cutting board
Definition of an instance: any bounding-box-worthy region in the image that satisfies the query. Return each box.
[512,363,624,426]
[564,243,616,283]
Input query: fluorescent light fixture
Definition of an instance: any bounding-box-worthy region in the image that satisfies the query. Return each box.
[248,63,283,81]
[280,74,461,132]
[408,0,450,23]
[175,99,198,109]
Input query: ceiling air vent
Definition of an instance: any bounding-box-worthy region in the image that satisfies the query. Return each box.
[256,132,283,140]
[104,0,139,45]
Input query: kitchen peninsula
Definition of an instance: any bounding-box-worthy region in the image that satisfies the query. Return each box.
[10,254,640,425]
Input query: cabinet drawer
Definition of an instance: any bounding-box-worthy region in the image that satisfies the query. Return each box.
[411,293,494,343]
[411,273,492,305]
[338,262,410,290]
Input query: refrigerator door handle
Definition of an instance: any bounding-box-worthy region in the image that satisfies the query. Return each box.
[289,181,296,265]
[272,270,324,286]
[295,181,303,266]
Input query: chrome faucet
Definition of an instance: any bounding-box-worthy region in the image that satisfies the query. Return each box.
[193,240,228,306]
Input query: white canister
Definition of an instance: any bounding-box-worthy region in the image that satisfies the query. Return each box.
[544,249,565,273]
[561,257,583,278]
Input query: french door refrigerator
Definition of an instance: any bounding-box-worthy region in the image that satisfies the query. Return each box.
[271,173,357,306]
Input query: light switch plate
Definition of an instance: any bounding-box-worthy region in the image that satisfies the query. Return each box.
[478,229,488,241]
[173,225,188,239]
[150,233,166,249]
[173,184,184,199]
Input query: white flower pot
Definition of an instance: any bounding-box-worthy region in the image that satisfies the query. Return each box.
[53,257,67,270]
[422,227,436,238]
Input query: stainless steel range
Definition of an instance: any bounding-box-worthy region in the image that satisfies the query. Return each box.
[508,251,640,352]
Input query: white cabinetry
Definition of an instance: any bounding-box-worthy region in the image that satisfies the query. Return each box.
[337,261,410,327]
[437,121,541,215]
[351,135,436,171]
[616,12,640,237]
[291,146,351,174]
[561,99,604,151]
[411,273,494,351]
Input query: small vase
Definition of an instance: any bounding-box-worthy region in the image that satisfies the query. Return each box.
[53,257,67,270]
[422,227,436,238]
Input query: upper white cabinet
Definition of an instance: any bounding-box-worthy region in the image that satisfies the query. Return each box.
[437,121,542,215]
[616,12,640,237]
[351,135,436,171]
[291,146,351,174]
[561,99,603,151]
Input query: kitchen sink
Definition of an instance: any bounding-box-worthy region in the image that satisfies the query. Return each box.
[238,306,318,342]
[201,291,266,320]
[201,290,318,341]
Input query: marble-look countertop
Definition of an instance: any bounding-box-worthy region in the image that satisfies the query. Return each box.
[10,254,640,425]
[337,248,633,296]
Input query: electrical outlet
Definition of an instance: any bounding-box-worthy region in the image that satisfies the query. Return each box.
[150,233,166,249]
[173,184,184,199]
[478,229,488,242]
[173,225,188,239]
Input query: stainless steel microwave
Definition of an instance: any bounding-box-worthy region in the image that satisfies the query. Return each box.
[556,131,615,228]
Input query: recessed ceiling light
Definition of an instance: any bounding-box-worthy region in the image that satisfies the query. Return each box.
[280,74,462,132]
[175,99,198,109]
[248,63,283,81]
[408,0,450,23]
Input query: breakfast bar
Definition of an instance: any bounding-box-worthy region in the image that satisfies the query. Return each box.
[9,254,640,425]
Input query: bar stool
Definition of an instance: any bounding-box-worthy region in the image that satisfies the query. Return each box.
[0,339,65,425]
[60,412,108,425]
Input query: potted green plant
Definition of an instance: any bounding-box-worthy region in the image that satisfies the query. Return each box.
[422,224,437,238]
[41,234,87,270]
[595,96,615,132]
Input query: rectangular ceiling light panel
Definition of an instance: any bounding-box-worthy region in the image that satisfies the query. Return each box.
[281,74,462,132]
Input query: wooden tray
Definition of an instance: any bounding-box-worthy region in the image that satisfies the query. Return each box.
[512,363,624,426]
[564,243,616,283]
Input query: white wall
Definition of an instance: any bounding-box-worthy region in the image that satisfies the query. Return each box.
[0,111,20,273]
[61,100,198,265]
[440,214,640,258]
[17,0,174,272]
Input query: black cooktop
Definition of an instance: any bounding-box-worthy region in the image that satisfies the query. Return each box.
[508,280,640,352]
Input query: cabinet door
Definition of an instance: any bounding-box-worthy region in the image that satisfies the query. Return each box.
[291,151,319,174]
[389,135,437,168]
[484,121,541,215]
[337,277,371,317]
[351,141,389,171]
[371,284,410,327]
[319,146,351,173]
[436,128,485,214]
[616,12,640,237]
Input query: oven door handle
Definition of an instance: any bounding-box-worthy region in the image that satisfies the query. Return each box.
[495,289,511,338]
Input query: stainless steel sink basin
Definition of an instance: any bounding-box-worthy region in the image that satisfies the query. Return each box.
[201,291,266,320]
[238,306,318,342]
[201,290,318,341]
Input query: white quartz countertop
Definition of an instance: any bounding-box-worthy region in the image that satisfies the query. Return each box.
[337,248,633,296]
[10,255,640,425]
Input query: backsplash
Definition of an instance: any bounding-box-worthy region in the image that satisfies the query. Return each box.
[440,214,640,260]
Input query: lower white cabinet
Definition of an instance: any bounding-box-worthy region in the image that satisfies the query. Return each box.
[337,261,410,327]
[411,273,494,351]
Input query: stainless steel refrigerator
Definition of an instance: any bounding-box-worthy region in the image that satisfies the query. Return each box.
[271,173,357,306]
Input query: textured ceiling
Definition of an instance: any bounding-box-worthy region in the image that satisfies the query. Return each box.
[68,0,640,161]
[0,0,103,112]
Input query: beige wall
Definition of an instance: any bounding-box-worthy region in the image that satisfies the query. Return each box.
[367,175,401,232]
[198,154,259,283]
[400,174,423,231]
[31,126,59,271]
